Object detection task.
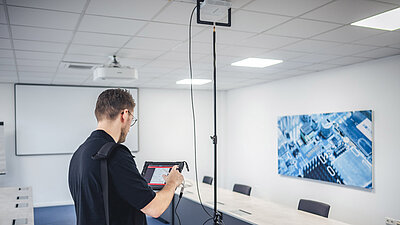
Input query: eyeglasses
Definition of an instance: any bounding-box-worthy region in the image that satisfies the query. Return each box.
[127,111,137,127]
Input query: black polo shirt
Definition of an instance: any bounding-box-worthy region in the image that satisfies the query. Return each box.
[68,130,156,225]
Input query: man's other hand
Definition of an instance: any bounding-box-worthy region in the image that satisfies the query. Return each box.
[164,165,184,188]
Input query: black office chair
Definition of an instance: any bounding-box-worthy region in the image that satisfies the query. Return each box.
[298,199,330,218]
[202,176,213,185]
[233,184,252,196]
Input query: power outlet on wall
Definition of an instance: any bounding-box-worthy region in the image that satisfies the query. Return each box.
[386,217,395,225]
[385,217,400,225]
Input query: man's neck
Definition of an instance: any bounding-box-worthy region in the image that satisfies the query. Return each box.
[96,121,120,143]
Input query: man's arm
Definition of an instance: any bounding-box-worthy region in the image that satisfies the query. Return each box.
[141,165,183,218]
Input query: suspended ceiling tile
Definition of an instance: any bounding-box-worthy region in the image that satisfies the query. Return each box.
[13,40,68,53]
[11,26,73,43]
[282,39,340,53]
[353,47,400,58]
[231,10,291,33]
[67,45,119,56]
[0,58,15,65]
[238,34,301,49]
[0,49,14,57]
[254,50,306,61]
[125,37,181,51]
[19,76,53,84]
[0,24,9,38]
[117,58,151,67]
[243,0,332,17]
[137,22,203,41]
[320,43,378,55]
[6,0,87,13]
[291,53,340,63]
[230,0,253,8]
[192,27,255,45]
[266,18,341,38]
[312,25,385,43]
[73,32,131,47]
[86,0,168,20]
[328,56,371,65]
[138,66,174,75]
[153,1,197,25]
[0,75,19,83]
[16,58,59,67]
[157,51,206,61]
[301,0,398,24]
[78,15,147,36]
[271,61,312,70]
[145,59,186,69]
[172,41,213,54]
[218,45,268,57]
[135,72,164,79]
[8,6,80,30]
[355,31,400,47]
[0,6,6,23]
[301,63,340,71]
[390,43,400,49]
[17,65,58,72]
[0,38,12,48]
[53,75,88,83]
[266,70,310,80]
[15,51,63,61]
[18,71,54,78]
[118,48,166,60]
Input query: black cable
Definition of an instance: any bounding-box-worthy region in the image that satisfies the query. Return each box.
[189,4,213,220]
[202,217,213,225]
[175,196,182,225]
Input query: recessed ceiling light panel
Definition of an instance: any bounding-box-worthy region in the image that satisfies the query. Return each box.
[231,58,283,68]
[351,7,400,31]
[176,79,212,85]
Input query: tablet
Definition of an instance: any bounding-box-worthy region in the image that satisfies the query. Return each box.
[141,161,185,190]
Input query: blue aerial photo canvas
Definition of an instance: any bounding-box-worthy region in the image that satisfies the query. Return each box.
[277,110,373,189]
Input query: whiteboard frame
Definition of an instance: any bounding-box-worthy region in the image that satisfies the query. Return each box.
[14,83,140,156]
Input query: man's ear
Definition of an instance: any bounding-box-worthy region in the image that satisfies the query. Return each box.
[120,109,129,123]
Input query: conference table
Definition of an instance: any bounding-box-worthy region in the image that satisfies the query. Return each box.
[159,180,351,225]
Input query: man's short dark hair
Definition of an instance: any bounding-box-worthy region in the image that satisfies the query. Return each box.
[95,88,136,121]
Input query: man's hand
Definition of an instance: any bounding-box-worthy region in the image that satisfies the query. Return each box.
[163,165,184,188]
[142,165,184,218]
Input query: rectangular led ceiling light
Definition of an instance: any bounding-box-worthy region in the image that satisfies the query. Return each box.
[176,79,212,85]
[231,58,283,68]
[351,7,400,31]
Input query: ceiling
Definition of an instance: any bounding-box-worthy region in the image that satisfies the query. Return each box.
[0,0,399,90]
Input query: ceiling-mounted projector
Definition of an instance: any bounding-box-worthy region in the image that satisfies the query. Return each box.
[93,55,138,81]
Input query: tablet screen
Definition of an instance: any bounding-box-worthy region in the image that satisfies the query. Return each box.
[142,161,185,190]
[143,165,173,186]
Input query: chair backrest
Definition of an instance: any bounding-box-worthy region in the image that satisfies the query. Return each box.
[298,199,330,218]
[233,184,252,196]
[202,176,213,185]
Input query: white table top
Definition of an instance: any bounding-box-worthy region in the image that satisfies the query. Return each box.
[180,180,351,225]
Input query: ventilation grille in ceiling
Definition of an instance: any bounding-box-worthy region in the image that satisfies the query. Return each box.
[60,61,100,70]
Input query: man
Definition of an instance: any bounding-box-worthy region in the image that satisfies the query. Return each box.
[68,88,184,225]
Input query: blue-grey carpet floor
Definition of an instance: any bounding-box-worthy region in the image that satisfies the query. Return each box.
[34,205,166,225]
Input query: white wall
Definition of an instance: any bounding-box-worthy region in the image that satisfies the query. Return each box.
[221,55,400,225]
[0,84,224,206]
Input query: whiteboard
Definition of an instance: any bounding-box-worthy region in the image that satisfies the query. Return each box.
[15,84,139,155]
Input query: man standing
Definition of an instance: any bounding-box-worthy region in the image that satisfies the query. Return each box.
[68,88,183,225]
